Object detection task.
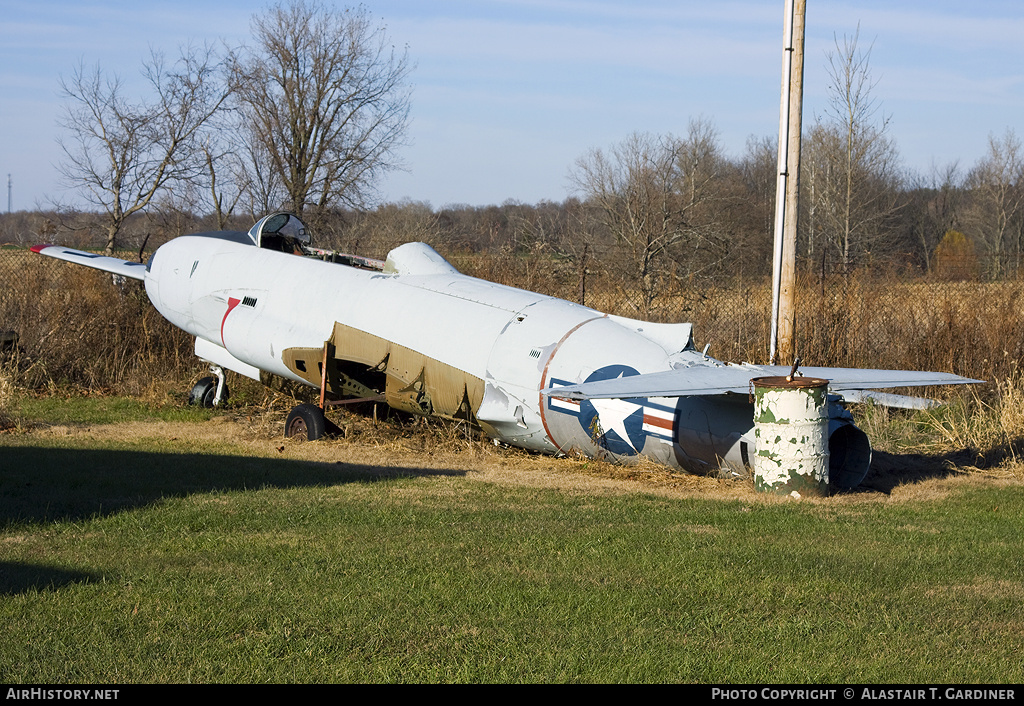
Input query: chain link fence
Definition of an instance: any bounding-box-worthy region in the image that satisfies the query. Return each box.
[3,245,1019,392]
[0,247,195,392]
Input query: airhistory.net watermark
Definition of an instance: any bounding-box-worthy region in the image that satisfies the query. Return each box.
[6,690,119,700]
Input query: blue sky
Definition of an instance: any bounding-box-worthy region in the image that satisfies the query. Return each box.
[2,0,1022,212]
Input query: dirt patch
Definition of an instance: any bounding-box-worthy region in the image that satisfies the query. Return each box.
[926,578,1024,601]
[15,409,1021,504]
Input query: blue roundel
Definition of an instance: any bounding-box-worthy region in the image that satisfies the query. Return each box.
[577,365,646,456]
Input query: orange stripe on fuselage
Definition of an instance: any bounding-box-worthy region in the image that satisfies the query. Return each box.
[537,315,607,453]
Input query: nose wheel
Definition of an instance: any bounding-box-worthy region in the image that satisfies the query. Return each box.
[188,367,229,407]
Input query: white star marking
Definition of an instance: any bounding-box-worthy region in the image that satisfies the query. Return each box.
[590,397,644,452]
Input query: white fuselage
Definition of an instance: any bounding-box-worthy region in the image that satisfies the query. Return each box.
[144,235,761,474]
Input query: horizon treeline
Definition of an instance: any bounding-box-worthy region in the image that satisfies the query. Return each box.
[2,121,1018,285]
[12,0,1018,320]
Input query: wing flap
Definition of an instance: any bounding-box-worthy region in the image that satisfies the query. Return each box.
[31,244,147,281]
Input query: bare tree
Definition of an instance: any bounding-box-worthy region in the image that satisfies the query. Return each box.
[735,134,779,274]
[230,1,412,221]
[232,121,288,221]
[57,44,229,253]
[570,119,725,318]
[740,135,778,238]
[905,161,962,273]
[804,28,903,271]
[185,113,250,230]
[964,129,1024,277]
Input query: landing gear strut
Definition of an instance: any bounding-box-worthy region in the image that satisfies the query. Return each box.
[189,366,229,407]
[284,343,332,442]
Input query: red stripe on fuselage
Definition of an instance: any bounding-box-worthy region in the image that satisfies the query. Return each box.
[220,297,241,346]
[642,414,673,430]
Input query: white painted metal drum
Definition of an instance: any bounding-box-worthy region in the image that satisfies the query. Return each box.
[751,376,830,495]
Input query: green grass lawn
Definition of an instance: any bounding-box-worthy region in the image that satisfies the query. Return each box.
[1,398,1023,683]
[9,393,215,426]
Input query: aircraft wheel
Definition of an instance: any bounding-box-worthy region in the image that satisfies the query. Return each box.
[285,403,327,441]
[188,376,228,407]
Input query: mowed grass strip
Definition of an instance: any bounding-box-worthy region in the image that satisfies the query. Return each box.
[0,412,1022,682]
[9,391,216,427]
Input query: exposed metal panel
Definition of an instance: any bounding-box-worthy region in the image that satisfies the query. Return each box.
[331,322,391,369]
[327,321,484,420]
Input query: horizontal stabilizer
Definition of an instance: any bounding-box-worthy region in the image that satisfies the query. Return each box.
[838,389,942,410]
[543,363,982,402]
[31,244,147,281]
[761,365,983,392]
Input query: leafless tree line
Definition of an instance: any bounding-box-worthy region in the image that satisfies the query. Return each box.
[55,1,411,253]
[37,8,1024,316]
[567,28,1024,305]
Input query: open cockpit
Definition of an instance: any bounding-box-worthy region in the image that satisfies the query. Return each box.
[248,212,384,271]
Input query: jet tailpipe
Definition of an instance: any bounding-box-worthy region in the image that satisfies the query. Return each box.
[828,422,872,489]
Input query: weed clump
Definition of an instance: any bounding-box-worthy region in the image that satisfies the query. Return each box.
[855,370,1024,482]
[0,371,16,431]
[1,251,196,395]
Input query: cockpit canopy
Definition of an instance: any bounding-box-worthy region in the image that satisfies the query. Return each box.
[247,212,312,253]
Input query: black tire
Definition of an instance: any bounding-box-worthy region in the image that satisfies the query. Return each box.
[285,403,327,441]
[188,376,228,407]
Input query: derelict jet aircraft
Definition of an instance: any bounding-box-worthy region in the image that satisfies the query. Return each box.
[33,212,980,489]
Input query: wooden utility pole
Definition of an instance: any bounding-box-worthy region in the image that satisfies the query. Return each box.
[779,0,805,364]
[769,0,806,365]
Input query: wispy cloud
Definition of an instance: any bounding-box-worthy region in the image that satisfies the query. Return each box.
[1,0,1021,208]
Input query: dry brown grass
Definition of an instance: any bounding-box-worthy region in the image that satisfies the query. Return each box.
[6,247,1024,498]
[796,277,1024,381]
[1,251,197,394]
[6,248,1023,393]
[853,368,1024,497]
[453,250,1024,382]
[0,365,17,432]
[17,401,1019,506]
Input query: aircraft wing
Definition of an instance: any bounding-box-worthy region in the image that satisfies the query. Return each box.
[760,366,982,392]
[544,363,982,407]
[31,244,147,281]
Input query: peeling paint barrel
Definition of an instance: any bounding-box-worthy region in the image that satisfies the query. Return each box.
[751,376,830,496]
